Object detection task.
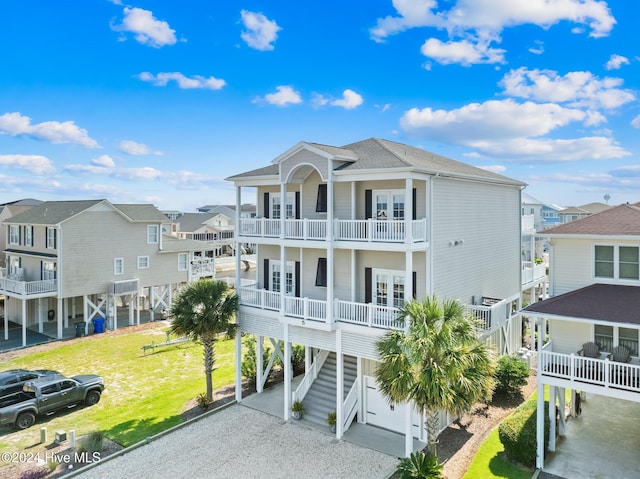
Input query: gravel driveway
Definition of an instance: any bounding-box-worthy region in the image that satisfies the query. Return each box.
[72,404,398,479]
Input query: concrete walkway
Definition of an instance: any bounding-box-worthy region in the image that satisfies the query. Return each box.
[542,394,640,478]
[72,405,399,479]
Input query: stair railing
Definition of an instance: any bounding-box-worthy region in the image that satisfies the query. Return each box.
[342,377,359,430]
[292,349,329,403]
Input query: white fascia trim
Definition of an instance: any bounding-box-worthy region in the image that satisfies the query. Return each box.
[546,234,640,241]
[523,310,637,328]
[229,176,280,187]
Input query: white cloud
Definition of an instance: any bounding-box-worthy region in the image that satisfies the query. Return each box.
[500,68,635,110]
[371,0,616,41]
[256,86,302,106]
[65,163,164,181]
[311,93,329,108]
[400,99,629,161]
[92,155,115,167]
[0,112,99,148]
[421,35,506,65]
[605,54,630,70]
[528,40,544,55]
[240,10,281,51]
[119,140,163,156]
[0,154,56,174]
[631,115,640,128]
[331,89,364,109]
[138,72,225,90]
[114,7,177,48]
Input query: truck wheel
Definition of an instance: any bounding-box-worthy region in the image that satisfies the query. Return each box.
[85,390,101,406]
[15,412,36,430]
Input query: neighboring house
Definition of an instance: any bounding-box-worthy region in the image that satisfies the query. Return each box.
[523,202,640,470]
[541,203,563,230]
[522,193,545,232]
[557,202,610,224]
[0,199,43,268]
[196,204,257,224]
[1,199,214,348]
[169,212,235,256]
[521,194,547,303]
[226,138,525,456]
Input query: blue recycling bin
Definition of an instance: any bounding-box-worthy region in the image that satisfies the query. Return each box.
[92,317,105,334]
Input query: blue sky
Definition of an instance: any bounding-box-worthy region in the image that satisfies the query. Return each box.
[0,0,638,210]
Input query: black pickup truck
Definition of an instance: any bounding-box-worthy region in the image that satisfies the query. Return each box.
[0,374,104,430]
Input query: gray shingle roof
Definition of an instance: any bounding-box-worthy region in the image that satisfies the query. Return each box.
[174,213,218,232]
[544,203,640,236]
[226,138,524,186]
[5,200,104,225]
[114,204,168,222]
[524,284,640,326]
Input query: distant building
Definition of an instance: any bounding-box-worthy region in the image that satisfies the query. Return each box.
[557,202,611,224]
[196,204,256,225]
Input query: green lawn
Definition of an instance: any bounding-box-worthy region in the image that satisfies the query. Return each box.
[462,428,532,479]
[0,325,237,455]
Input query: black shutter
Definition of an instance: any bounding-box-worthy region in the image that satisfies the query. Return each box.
[315,258,327,287]
[412,188,417,220]
[40,261,43,281]
[295,261,301,297]
[365,190,372,219]
[263,192,270,218]
[365,267,372,303]
[315,184,327,213]
[413,271,417,299]
[53,229,57,249]
[263,259,269,290]
[295,192,301,219]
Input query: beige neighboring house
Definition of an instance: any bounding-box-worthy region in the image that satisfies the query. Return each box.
[170,212,235,257]
[1,199,215,348]
[524,202,640,471]
[557,202,611,224]
[227,138,526,457]
[0,199,43,268]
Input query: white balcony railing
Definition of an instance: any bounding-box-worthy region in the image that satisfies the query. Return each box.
[191,260,216,277]
[293,350,329,403]
[0,278,57,295]
[539,341,640,394]
[522,261,546,285]
[237,218,428,243]
[238,286,404,330]
[465,297,512,332]
[343,378,360,430]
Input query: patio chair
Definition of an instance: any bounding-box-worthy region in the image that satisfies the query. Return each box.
[578,342,600,358]
[611,345,631,363]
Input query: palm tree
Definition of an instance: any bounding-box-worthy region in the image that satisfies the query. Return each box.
[170,279,238,402]
[376,296,496,458]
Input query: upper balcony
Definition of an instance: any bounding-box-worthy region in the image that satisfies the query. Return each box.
[237,218,428,244]
[0,277,57,297]
[522,261,546,287]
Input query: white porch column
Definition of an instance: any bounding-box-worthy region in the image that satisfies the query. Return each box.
[235,186,242,291]
[57,297,63,339]
[284,325,291,420]
[350,250,356,302]
[112,295,118,331]
[327,159,334,323]
[280,245,286,315]
[63,298,69,328]
[404,400,413,457]
[405,177,413,244]
[549,386,556,451]
[235,329,243,402]
[304,345,311,373]
[558,387,566,436]
[406,251,413,304]
[38,299,43,333]
[336,329,344,438]
[22,298,27,347]
[257,335,264,393]
[129,293,134,326]
[3,313,7,340]
[71,298,77,320]
[149,288,155,322]
[535,318,545,470]
[357,356,364,424]
[280,182,286,240]
[83,295,89,325]
[136,292,140,326]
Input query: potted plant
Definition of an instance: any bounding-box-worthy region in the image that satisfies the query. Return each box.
[327,411,337,433]
[291,400,305,420]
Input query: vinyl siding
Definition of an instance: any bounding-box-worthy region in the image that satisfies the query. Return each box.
[549,320,590,354]
[60,211,187,298]
[431,178,521,303]
[550,238,593,295]
[238,310,284,338]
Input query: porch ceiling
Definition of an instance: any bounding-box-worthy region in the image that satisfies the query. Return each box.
[524,283,640,325]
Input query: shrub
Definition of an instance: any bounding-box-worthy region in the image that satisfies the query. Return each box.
[19,468,49,479]
[498,399,549,467]
[396,451,443,479]
[291,344,305,372]
[327,411,337,427]
[291,400,305,414]
[494,355,530,396]
[196,392,213,409]
[78,430,105,454]
[241,335,273,383]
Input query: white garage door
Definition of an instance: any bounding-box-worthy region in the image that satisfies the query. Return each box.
[364,376,421,436]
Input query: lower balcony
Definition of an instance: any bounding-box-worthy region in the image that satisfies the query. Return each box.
[0,278,57,296]
[539,341,640,397]
[522,261,546,286]
[238,286,404,330]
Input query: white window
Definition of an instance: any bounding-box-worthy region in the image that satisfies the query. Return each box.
[374,190,404,221]
[9,225,20,245]
[373,269,405,308]
[594,245,639,281]
[114,258,124,275]
[147,225,159,244]
[9,256,21,275]
[46,227,56,249]
[178,253,188,271]
[270,261,295,294]
[137,256,149,269]
[42,261,56,280]
[271,193,295,219]
[24,226,33,247]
